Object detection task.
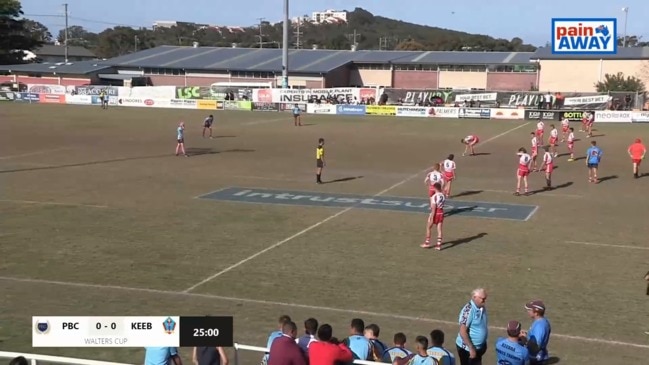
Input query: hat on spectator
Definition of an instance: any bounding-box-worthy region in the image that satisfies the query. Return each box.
[525,300,546,312]
[506,320,522,336]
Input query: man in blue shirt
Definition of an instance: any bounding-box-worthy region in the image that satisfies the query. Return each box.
[586,140,603,183]
[521,300,551,364]
[382,332,412,362]
[262,315,292,365]
[394,336,439,365]
[343,318,372,360]
[296,317,318,358]
[495,321,530,365]
[364,323,388,362]
[456,288,489,365]
[144,347,182,365]
[428,329,455,365]
[293,104,303,126]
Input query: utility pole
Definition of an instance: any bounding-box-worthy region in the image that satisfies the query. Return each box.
[379,36,387,50]
[281,0,289,88]
[346,29,360,50]
[63,3,69,63]
[257,17,265,48]
[293,18,303,49]
[134,35,139,52]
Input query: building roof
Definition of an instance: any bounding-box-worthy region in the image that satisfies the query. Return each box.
[106,45,537,73]
[34,45,97,58]
[0,60,112,75]
[532,46,649,60]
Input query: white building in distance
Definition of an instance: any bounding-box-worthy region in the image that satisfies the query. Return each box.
[311,10,347,24]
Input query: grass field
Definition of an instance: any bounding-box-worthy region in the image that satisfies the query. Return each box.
[1,103,649,365]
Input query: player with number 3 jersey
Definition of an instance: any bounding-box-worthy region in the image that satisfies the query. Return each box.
[425,163,445,197]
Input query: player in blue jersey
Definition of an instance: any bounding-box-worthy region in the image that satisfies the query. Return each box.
[344,318,372,360]
[292,104,303,126]
[521,301,551,365]
[495,321,529,365]
[175,122,188,157]
[202,115,214,138]
[382,332,412,362]
[394,336,439,365]
[586,140,602,183]
[427,329,455,365]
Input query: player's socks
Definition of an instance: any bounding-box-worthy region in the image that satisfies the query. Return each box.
[316,173,322,183]
[546,178,551,187]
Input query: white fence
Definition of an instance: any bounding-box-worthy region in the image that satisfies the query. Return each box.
[0,345,386,365]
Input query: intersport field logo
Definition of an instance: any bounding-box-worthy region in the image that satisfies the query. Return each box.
[552,18,617,54]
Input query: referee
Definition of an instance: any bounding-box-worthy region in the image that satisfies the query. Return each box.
[316,138,325,184]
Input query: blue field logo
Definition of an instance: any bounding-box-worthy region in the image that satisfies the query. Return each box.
[552,18,617,55]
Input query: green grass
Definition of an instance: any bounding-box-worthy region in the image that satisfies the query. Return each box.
[1,103,649,365]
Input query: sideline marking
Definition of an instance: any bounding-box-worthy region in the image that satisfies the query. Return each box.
[242,117,289,126]
[475,188,582,199]
[565,240,649,251]
[183,122,531,293]
[0,147,73,160]
[0,199,109,209]
[1,275,647,350]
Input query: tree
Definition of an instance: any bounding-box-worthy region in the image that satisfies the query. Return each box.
[24,19,52,43]
[595,72,646,93]
[395,39,426,51]
[617,35,649,47]
[57,25,98,47]
[0,0,43,64]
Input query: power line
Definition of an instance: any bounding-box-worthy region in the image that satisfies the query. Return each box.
[24,13,144,28]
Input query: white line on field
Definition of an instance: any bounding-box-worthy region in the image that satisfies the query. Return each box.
[0,275,647,349]
[183,122,531,293]
[0,147,73,160]
[242,117,289,126]
[475,188,582,199]
[565,240,649,251]
[0,199,109,209]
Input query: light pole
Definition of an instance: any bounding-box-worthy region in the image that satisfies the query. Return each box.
[622,7,629,47]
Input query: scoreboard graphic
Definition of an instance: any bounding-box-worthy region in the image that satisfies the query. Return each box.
[32,316,233,347]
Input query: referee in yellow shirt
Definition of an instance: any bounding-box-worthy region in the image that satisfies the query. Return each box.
[316,138,325,184]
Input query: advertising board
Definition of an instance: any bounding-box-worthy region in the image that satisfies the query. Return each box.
[395,106,430,117]
[429,107,459,118]
[306,104,337,114]
[224,101,252,111]
[253,88,378,104]
[39,94,65,104]
[560,111,587,122]
[196,100,218,110]
[489,108,524,120]
[524,110,561,121]
[65,95,93,105]
[594,110,632,123]
[336,105,366,115]
[631,111,649,123]
[458,108,491,119]
[366,105,396,116]
[252,102,280,112]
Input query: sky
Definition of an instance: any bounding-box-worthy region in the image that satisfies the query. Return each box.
[20,0,649,47]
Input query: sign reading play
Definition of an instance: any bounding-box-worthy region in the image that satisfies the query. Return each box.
[552,18,617,54]
[198,187,538,221]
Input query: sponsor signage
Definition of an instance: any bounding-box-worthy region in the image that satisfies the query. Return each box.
[252,102,280,112]
[253,88,378,104]
[280,103,306,112]
[552,18,617,55]
[455,93,498,102]
[118,86,175,99]
[524,110,561,121]
[75,86,118,96]
[175,86,212,100]
[631,111,649,123]
[564,94,610,106]
[16,92,40,102]
[336,104,366,115]
[458,108,490,119]
[118,98,143,106]
[382,89,456,105]
[196,100,218,110]
[65,95,93,105]
[91,96,117,105]
[0,91,15,101]
[366,105,396,116]
[594,110,631,123]
[169,99,198,108]
[224,100,252,111]
[28,84,68,95]
[490,108,524,120]
[395,106,430,117]
[306,103,337,114]
[430,107,459,118]
[560,111,586,122]
[39,94,65,104]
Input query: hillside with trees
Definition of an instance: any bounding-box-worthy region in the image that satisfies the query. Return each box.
[3,2,649,62]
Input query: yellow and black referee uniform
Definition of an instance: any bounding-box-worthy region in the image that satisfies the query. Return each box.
[316,138,325,184]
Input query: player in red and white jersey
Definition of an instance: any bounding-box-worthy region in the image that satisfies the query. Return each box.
[580,112,590,132]
[461,135,480,156]
[548,124,559,158]
[536,120,545,141]
[585,111,595,138]
[424,163,445,197]
[540,147,554,189]
[567,127,576,161]
[441,155,456,196]
[560,118,570,142]
[515,147,532,196]
[422,182,445,250]
[530,132,540,172]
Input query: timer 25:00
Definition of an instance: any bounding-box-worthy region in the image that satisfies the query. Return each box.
[194,328,220,337]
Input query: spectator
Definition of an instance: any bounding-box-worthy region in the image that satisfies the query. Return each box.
[427,329,456,365]
[394,336,439,365]
[309,324,353,365]
[344,318,372,360]
[268,321,307,365]
[494,321,529,365]
[9,357,28,365]
[455,288,489,365]
[521,300,551,365]
[262,315,292,364]
[382,332,412,362]
[193,346,228,365]
[144,347,182,365]
[364,323,389,362]
[297,318,319,357]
